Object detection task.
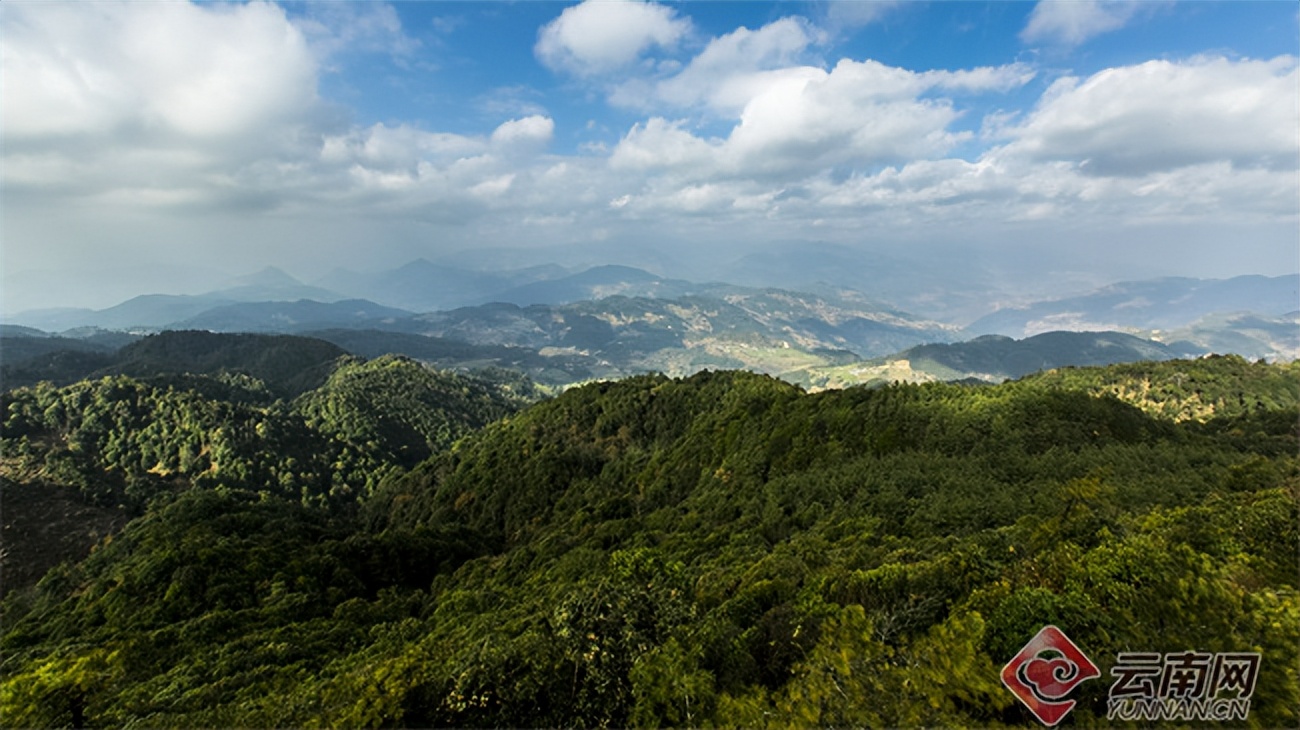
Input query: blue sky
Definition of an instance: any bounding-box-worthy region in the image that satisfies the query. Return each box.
[3,1,1298,312]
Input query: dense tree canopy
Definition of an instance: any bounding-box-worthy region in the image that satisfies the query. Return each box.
[2,356,1296,727]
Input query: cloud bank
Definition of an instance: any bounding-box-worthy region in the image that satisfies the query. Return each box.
[2,0,1296,311]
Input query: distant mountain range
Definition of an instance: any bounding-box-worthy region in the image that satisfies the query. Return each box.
[4,267,963,383]
[796,331,1193,389]
[962,274,1298,362]
[0,325,1217,396]
[175,299,413,333]
[400,287,955,377]
[1154,311,1300,361]
[316,259,570,312]
[969,274,1298,332]
[3,263,1295,388]
[7,266,346,332]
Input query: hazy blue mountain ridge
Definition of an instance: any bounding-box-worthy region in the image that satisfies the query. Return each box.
[6,267,349,331]
[4,265,1294,389]
[315,259,572,312]
[174,299,413,333]
[969,274,1299,335]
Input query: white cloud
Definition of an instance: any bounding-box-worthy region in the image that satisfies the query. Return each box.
[1000,55,1300,176]
[610,56,1033,183]
[725,60,967,176]
[923,64,1038,93]
[0,1,560,220]
[3,2,1294,313]
[321,124,485,169]
[2,1,318,143]
[316,117,557,211]
[604,15,1034,184]
[1020,0,1145,46]
[638,17,820,113]
[470,174,516,198]
[536,0,691,76]
[490,115,555,151]
[610,118,716,171]
[602,51,1298,230]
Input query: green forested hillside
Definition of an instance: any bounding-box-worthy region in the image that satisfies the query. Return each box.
[1,330,348,396]
[294,355,541,494]
[1023,355,1300,422]
[1,358,1297,728]
[0,355,534,599]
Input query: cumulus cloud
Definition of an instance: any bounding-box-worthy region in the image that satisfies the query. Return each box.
[998,55,1300,176]
[3,1,318,144]
[610,118,716,171]
[602,52,1296,232]
[639,17,820,113]
[312,115,557,215]
[611,56,1033,183]
[536,0,691,76]
[604,15,1034,185]
[1020,0,1145,46]
[4,0,1295,311]
[320,124,485,170]
[490,115,555,151]
[1,0,565,235]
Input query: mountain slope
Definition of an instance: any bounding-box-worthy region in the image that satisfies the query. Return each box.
[797,330,1189,388]
[1021,354,1300,423]
[303,329,611,385]
[1155,310,1300,361]
[108,330,349,397]
[968,274,1300,336]
[7,294,238,331]
[174,299,412,333]
[0,352,536,598]
[486,265,676,306]
[216,266,344,303]
[1,328,141,391]
[0,330,120,365]
[1,331,350,396]
[3,360,1294,727]
[410,288,955,376]
[724,241,1007,322]
[295,354,535,470]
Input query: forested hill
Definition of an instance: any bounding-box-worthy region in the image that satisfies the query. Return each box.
[0,355,536,601]
[1022,354,1300,422]
[110,330,348,397]
[1,330,349,396]
[2,358,1297,728]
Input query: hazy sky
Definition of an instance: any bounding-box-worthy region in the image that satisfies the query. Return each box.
[3,0,1298,311]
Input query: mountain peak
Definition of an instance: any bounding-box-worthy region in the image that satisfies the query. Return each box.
[227,266,302,289]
